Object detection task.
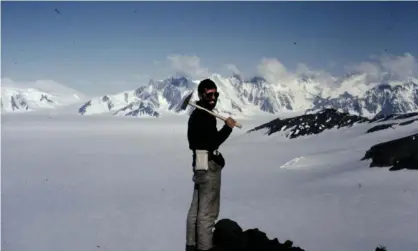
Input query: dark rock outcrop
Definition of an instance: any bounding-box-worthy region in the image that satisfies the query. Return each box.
[399,118,418,126]
[213,218,390,251]
[102,95,114,110]
[213,218,305,251]
[247,108,370,138]
[40,94,54,103]
[248,109,418,138]
[11,94,29,111]
[113,100,160,118]
[365,114,418,134]
[361,133,418,171]
[366,123,396,134]
[78,100,91,115]
[369,111,418,123]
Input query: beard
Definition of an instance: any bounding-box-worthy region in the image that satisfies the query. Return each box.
[201,98,217,110]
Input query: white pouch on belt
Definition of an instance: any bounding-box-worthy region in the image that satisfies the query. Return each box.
[195,150,209,171]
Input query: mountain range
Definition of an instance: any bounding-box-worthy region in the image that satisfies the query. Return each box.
[2,73,418,118]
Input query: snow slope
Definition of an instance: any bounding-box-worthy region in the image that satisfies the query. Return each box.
[2,112,418,251]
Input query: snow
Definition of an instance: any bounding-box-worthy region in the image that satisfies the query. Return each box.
[1,78,87,112]
[2,110,418,251]
[330,73,373,99]
[279,156,305,169]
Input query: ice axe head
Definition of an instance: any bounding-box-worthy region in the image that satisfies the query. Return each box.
[176,91,194,112]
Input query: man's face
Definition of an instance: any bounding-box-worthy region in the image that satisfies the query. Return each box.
[201,88,219,109]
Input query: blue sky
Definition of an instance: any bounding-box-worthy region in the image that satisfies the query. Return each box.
[2,1,418,94]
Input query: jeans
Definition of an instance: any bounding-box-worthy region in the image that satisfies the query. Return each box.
[186,160,222,250]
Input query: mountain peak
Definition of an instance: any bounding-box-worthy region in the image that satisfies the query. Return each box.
[247,76,267,85]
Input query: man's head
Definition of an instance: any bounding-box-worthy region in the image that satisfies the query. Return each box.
[197,79,219,110]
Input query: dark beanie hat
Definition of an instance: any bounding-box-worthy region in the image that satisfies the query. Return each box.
[198,79,217,94]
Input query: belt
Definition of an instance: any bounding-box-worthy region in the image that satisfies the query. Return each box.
[192,149,220,156]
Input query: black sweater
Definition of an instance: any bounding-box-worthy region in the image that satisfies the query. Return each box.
[187,105,233,152]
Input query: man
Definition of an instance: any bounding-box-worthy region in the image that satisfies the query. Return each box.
[186,79,236,251]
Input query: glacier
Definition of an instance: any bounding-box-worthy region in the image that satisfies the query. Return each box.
[2,110,418,251]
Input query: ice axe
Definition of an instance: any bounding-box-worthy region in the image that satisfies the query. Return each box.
[178,91,243,129]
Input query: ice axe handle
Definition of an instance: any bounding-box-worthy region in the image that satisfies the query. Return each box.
[189,102,243,129]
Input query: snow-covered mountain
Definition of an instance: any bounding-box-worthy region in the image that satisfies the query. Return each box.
[78,73,418,118]
[1,79,86,112]
[78,76,196,118]
[307,78,418,117]
[78,75,263,118]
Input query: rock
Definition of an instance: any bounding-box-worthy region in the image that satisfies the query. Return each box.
[213,219,247,250]
[248,108,370,139]
[366,123,396,133]
[361,133,418,170]
[213,218,305,251]
[399,118,418,126]
[369,112,418,123]
[248,109,418,138]
[375,246,387,251]
[366,116,417,134]
[212,219,394,251]
[390,154,418,171]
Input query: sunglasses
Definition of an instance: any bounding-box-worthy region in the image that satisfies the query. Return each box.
[203,91,219,99]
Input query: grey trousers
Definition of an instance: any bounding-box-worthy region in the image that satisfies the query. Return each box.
[186,160,222,250]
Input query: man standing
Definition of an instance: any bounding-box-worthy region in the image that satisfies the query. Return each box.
[186,79,236,251]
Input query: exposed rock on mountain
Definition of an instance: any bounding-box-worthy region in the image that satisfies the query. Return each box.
[247,108,370,138]
[361,133,418,171]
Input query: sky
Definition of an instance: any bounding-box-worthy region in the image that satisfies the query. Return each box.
[2,1,418,95]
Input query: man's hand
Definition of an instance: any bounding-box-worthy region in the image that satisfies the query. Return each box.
[225,117,236,129]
